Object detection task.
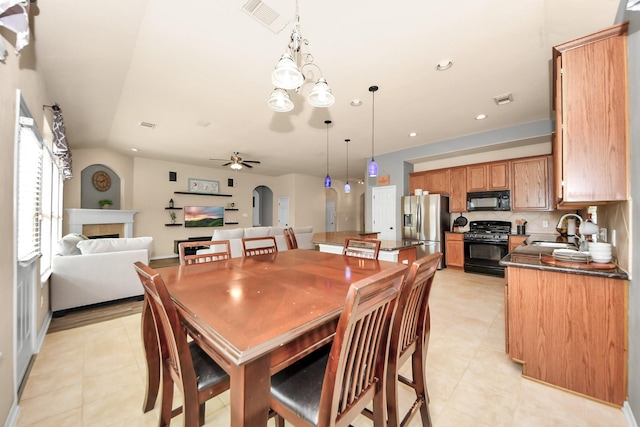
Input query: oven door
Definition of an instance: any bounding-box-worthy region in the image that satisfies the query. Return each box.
[463,239,508,277]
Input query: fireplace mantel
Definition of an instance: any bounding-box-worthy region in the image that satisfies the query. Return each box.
[66,209,138,238]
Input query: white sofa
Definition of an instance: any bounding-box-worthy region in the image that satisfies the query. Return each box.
[50,235,154,314]
[202,226,314,258]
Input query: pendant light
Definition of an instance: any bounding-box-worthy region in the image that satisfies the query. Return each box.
[324,120,332,187]
[368,85,379,177]
[344,138,351,193]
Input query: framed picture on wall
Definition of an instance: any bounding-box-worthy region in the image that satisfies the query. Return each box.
[188,178,220,194]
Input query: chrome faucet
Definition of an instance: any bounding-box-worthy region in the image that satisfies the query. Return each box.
[556,213,588,251]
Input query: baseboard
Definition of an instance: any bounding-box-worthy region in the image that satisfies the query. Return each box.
[150,254,178,260]
[3,400,19,427]
[624,401,638,427]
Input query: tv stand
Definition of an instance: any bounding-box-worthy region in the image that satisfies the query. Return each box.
[173,236,212,254]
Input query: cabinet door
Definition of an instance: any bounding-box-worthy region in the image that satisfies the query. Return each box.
[449,167,467,212]
[508,235,528,252]
[511,156,552,211]
[554,23,628,204]
[445,233,464,267]
[409,172,426,195]
[488,161,509,190]
[466,164,487,192]
[425,169,450,194]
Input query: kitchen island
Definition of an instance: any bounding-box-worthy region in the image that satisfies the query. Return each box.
[312,231,420,265]
[500,242,628,406]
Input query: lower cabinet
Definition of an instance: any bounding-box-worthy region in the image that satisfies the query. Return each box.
[506,267,627,406]
[508,235,527,252]
[445,232,464,268]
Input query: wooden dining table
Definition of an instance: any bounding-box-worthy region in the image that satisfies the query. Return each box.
[145,249,404,427]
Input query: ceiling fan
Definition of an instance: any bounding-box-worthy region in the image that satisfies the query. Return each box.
[210,152,261,170]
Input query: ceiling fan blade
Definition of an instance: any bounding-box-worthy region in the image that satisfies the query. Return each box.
[243,160,261,164]
[241,163,253,168]
[209,158,230,161]
[221,162,232,166]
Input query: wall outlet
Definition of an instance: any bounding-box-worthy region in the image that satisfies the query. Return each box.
[543,220,548,228]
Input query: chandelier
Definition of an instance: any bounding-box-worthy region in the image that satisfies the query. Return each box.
[268,0,335,112]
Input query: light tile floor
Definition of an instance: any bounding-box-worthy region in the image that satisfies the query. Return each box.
[16,268,627,426]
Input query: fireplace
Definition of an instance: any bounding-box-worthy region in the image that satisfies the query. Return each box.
[66,209,137,238]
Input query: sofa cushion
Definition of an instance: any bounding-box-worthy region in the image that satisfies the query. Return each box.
[56,233,89,256]
[293,226,314,250]
[77,236,154,256]
[293,226,313,234]
[269,227,285,236]
[244,226,269,238]
[212,228,244,240]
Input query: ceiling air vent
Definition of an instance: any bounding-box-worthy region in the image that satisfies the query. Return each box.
[242,0,291,34]
[493,93,514,106]
[139,121,156,129]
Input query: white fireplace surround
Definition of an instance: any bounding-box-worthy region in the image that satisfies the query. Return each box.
[66,209,137,238]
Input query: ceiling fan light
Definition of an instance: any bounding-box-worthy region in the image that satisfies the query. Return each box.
[268,88,294,112]
[308,78,335,108]
[368,159,378,177]
[230,162,243,170]
[272,53,304,90]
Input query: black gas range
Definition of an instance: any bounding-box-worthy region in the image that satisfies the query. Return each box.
[463,220,512,277]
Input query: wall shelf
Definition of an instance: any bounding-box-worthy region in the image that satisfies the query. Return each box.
[165,207,183,210]
[225,208,239,211]
[224,222,239,225]
[174,191,232,197]
[165,223,183,226]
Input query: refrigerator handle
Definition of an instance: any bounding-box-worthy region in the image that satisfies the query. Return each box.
[416,201,421,234]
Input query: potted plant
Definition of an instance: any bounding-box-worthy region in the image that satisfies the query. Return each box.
[169,211,177,224]
[99,199,113,209]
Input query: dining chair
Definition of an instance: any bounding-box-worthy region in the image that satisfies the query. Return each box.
[178,240,231,265]
[269,263,408,427]
[134,262,230,427]
[384,252,441,427]
[242,236,278,257]
[343,237,382,260]
[283,227,298,250]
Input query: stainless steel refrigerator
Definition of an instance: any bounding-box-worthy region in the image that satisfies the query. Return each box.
[402,194,450,269]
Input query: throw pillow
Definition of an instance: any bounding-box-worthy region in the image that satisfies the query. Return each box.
[56,233,89,256]
[244,226,269,238]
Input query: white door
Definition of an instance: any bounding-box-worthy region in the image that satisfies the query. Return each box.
[278,197,290,227]
[325,200,335,232]
[372,186,396,241]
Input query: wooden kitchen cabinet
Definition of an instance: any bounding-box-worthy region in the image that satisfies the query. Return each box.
[449,167,467,212]
[553,23,628,207]
[511,155,553,211]
[444,232,464,268]
[466,161,509,192]
[507,266,627,406]
[508,235,528,252]
[424,169,450,194]
[409,172,426,195]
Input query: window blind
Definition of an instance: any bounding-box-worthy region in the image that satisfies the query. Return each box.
[17,126,43,263]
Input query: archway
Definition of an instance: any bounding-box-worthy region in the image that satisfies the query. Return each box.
[252,185,274,226]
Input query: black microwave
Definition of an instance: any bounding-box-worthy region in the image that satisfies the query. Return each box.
[467,190,511,211]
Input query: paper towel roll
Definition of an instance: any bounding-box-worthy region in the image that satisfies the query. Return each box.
[567,218,576,236]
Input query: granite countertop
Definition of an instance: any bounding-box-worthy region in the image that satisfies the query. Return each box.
[500,235,628,280]
[312,232,422,251]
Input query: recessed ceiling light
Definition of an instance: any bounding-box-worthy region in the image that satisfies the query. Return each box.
[131,148,138,152]
[475,114,488,120]
[350,99,362,107]
[436,59,453,71]
[409,132,418,137]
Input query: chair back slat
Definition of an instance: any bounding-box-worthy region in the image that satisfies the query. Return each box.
[242,236,278,257]
[343,237,382,260]
[283,227,298,249]
[179,240,231,265]
[317,264,406,425]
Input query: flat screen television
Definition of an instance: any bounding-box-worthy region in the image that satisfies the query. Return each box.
[184,206,224,228]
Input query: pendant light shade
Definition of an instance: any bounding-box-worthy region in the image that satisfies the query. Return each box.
[268,88,294,112]
[344,138,351,193]
[368,85,379,177]
[272,52,304,90]
[308,78,335,108]
[324,120,332,188]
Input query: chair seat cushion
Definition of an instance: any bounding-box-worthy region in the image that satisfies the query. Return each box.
[189,342,229,392]
[270,344,331,425]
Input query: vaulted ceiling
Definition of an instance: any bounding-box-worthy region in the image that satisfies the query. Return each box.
[31,0,620,180]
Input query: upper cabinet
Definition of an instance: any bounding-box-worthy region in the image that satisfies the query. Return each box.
[424,169,450,194]
[449,167,467,212]
[511,155,553,211]
[409,172,427,195]
[467,161,509,192]
[553,23,629,207]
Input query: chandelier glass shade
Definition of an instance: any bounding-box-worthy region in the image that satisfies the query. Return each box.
[324,120,332,188]
[344,138,351,193]
[368,85,379,177]
[269,1,334,112]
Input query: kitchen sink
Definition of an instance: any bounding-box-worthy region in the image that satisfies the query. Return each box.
[529,241,578,249]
